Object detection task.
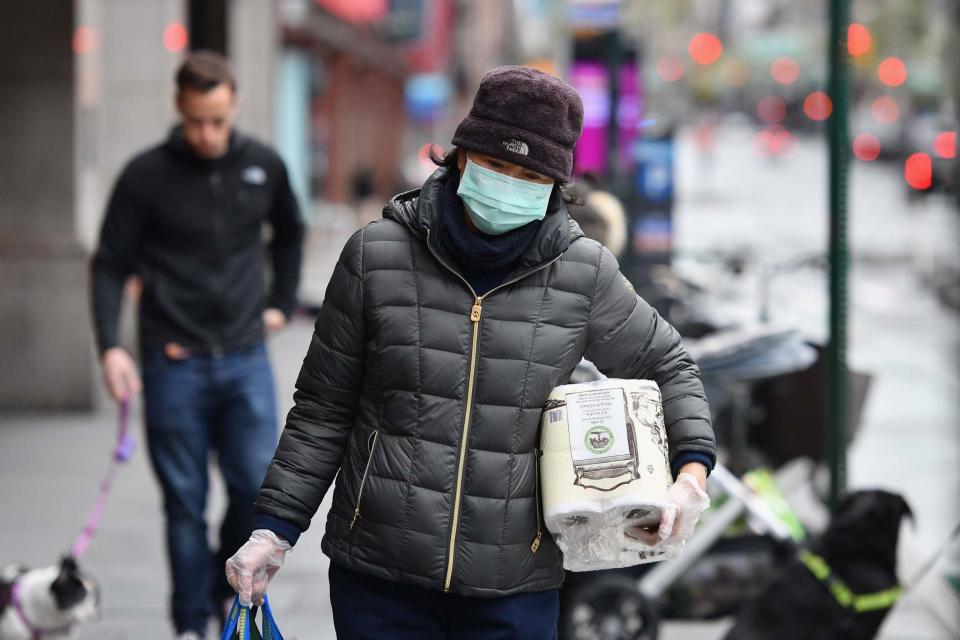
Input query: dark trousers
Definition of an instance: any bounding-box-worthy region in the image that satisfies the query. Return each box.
[329,563,559,639]
[143,342,277,634]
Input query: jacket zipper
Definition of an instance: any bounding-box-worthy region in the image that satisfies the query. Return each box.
[350,429,380,529]
[443,294,482,590]
[531,448,543,554]
[425,229,560,590]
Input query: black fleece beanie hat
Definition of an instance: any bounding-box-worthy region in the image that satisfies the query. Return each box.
[452,65,584,182]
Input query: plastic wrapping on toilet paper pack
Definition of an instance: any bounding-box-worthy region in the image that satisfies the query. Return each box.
[539,378,681,571]
[545,495,682,571]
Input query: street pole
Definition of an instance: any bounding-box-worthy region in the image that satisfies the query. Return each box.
[826,0,850,512]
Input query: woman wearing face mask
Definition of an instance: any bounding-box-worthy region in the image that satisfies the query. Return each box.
[226,66,716,638]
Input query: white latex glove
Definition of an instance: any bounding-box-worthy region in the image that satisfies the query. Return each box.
[626,472,711,547]
[225,529,291,606]
[657,472,711,543]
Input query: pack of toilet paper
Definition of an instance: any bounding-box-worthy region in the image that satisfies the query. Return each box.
[539,378,678,571]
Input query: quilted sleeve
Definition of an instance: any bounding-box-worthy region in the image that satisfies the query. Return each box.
[583,245,716,470]
[255,228,367,531]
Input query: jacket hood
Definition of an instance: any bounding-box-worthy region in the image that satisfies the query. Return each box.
[384,167,583,269]
[163,124,250,167]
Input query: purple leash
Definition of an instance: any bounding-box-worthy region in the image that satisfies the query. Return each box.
[70,399,136,558]
[6,404,133,638]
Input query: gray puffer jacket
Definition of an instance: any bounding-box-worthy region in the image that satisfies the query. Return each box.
[255,168,715,597]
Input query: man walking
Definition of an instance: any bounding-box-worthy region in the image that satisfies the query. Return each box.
[90,51,304,639]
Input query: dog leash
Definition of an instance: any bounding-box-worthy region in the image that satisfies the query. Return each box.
[800,550,904,612]
[800,521,960,615]
[70,399,136,558]
[6,402,135,639]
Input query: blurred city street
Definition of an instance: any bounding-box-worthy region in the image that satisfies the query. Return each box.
[2,124,957,639]
[2,1,957,639]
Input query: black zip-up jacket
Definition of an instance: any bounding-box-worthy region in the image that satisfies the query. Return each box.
[254,167,716,597]
[91,126,304,355]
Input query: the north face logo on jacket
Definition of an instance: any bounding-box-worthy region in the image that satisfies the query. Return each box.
[242,165,267,185]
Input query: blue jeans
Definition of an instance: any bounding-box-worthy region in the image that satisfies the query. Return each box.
[142,342,277,634]
[328,563,559,639]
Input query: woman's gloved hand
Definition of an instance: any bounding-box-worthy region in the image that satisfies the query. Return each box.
[225,529,291,606]
[626,472,711,547]
[656,472,711,543]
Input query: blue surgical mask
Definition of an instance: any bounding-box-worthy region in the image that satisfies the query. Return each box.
[456,159,553,235]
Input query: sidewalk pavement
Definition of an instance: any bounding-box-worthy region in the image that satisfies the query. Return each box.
[2,128,958,639]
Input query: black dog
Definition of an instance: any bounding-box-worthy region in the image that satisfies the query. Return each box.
[724,490,912,640]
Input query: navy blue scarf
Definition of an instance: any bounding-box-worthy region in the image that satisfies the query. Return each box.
[437,172,540,296]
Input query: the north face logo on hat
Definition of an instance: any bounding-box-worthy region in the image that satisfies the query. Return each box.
[502,139,529,156]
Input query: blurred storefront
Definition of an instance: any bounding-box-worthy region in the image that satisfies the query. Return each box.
[276,0,449,206]
[275,0,570,205]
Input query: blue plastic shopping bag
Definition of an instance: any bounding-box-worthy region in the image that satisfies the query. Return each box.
[220,594,283,640]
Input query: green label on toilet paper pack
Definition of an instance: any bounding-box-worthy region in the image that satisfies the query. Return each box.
[584,426,615,454]
[566,388,632,465]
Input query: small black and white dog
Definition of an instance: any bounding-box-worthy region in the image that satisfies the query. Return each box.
[0,556,99,639]
[724,490,912,640]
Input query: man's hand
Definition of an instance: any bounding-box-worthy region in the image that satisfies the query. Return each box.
[100,347,142,403]
[263,308,287,334]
